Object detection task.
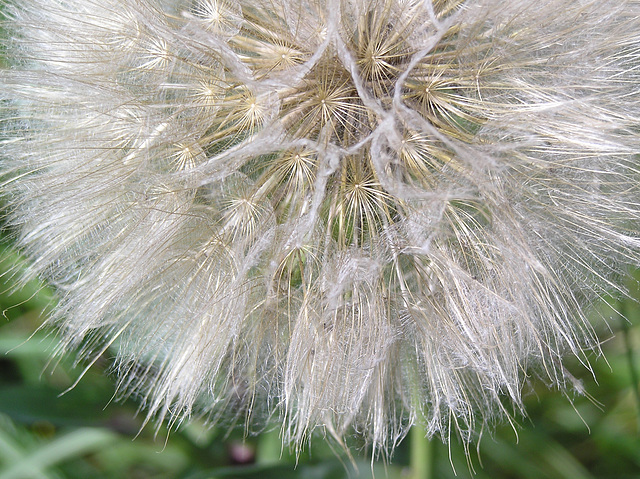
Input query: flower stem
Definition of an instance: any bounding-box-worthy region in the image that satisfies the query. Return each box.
[410,424,434,479]
[620,306,640,433]
[255,427,282,465]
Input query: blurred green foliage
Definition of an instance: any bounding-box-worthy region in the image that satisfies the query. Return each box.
[0,237,639,479]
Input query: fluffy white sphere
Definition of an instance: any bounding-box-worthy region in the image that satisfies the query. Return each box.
[2,0,640,453]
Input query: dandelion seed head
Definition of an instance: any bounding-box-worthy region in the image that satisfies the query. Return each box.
[2,0,640,455]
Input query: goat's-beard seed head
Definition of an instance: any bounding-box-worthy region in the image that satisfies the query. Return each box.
[2,0,640,454]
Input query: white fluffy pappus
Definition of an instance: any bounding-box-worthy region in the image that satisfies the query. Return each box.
[1,0,640,454]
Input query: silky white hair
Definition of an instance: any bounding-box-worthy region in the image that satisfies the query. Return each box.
[1,0,640,455]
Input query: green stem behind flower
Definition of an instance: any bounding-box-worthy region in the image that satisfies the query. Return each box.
[410,424,434,479]
[256,427,282,465]
[408,359,434,479]
[620,314,640,433]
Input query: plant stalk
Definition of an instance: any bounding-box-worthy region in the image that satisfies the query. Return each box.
[410,423,434,479]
